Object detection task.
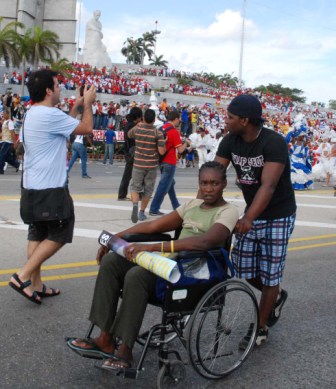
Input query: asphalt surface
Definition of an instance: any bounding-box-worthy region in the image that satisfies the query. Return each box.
[0,159,335,389]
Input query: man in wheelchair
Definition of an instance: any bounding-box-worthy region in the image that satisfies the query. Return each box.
[67,161,239,370]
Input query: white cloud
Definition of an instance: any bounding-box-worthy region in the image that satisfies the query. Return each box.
[77,3,336,104]
[183,10,258,40]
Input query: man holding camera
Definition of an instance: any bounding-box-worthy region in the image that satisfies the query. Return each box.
[8,69,96,305]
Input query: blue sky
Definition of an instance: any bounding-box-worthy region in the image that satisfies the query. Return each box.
[77,0,336,105]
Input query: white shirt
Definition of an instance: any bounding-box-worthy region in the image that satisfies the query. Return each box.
[23,106,79,189]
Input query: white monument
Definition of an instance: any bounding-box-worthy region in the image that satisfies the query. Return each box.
[149,91,163,128]
[82,10,112,68]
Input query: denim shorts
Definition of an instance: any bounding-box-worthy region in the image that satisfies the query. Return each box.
[231,214,296,286]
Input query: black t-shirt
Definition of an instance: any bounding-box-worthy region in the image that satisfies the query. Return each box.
[217,127,296,220]
[123,119,136,155]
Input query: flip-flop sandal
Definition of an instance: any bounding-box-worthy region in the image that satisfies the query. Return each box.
[100,356,132,371]
[67,337,116,359]
[8,273,41,305]
[36,284,60,298]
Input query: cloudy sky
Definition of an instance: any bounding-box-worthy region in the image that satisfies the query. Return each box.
[77,0,336,105]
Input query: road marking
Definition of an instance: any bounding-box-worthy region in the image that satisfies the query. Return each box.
[288,242,336,251]
[0,271,98,287]
[290,234,336,242]
[2,189,335,202]
[1,218,336,239]
[0,260,97,275]
[1,240,335,285]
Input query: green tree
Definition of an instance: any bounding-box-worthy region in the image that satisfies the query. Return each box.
[218,72,239,87]
[121,31,156,65]
[48,57,74,75]
[15,26,61,95]
[28,26,61,69]
[328,100,336,110]
[16,29,33,95]
[177,77,193,86]
[0,17,23,67]
[139,32,155,65]
[149,54,168,68]
[253,83,306,103]
[121,37,142,64]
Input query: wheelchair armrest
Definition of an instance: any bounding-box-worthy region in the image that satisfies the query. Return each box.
[177,247,225,259]
[122,233,172,243]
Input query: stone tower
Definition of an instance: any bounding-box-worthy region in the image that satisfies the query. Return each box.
[1,0,77,61]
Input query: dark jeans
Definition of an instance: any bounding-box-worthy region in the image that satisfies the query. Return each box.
[118,153,133,199]
[0,142,20,173]
[149,163,180,213]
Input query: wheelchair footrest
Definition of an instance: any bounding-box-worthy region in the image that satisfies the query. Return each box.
[95,362,138,379]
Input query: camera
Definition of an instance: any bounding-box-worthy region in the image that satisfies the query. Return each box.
[79,84,90,96]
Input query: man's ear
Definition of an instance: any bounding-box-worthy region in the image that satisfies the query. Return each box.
[240,117,249,127]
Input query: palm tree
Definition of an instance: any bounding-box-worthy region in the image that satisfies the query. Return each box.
[121,37,142,64]
[28,26,61,69]
[48,57,74,76]
[121,31,156,65]
[219,72,239,86]
[149,54,168,68]
[16,29,33,95]
[0,17,23,67]
[139,32,155,65]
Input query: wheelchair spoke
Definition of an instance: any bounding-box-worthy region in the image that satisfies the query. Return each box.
[187,282,259,379]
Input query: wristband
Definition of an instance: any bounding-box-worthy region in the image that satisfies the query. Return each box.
[170,240,174,253]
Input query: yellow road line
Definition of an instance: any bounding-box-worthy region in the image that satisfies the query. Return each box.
[1,271,98,287]
[288,242,336,251]
[1,239,335,277]
[289,234,336,242]
[0,260,97,275]
[1,242,335,287]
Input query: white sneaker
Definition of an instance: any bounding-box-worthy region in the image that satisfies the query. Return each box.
[4,162,8,171]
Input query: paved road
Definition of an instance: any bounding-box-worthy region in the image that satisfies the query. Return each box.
[1,160,335,389]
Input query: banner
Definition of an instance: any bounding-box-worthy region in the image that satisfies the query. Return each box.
[98,230,181,283]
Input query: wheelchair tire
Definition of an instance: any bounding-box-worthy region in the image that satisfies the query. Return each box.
[157,360,186,389]
[187,280,259,379]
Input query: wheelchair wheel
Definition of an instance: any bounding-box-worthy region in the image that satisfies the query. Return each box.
[187,280,258,379]
[157,360,186,389]
[137,315,190,348]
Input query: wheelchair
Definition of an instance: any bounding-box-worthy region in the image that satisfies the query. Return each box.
[67,231,259,388]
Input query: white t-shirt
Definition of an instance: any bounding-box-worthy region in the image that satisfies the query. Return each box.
[23,105,79,189]
[73,135,84,144]
[0,119,15,143]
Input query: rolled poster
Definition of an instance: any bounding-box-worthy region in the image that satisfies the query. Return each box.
[98,230,181,283]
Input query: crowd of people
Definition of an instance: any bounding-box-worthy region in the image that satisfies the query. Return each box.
[2,63,336,188]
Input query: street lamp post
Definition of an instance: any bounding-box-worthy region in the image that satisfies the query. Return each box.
[153,20,161,57]
[238,0,247,89]
[76,0,83,62]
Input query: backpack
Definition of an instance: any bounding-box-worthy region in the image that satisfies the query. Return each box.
[157,124,175,163]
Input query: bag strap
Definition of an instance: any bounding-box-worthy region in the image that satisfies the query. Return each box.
[219,247,235,277]
[20,113,27,189]
[207,248,235,278]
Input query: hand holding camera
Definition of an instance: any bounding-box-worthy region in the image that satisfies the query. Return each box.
[79,84,96,104]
